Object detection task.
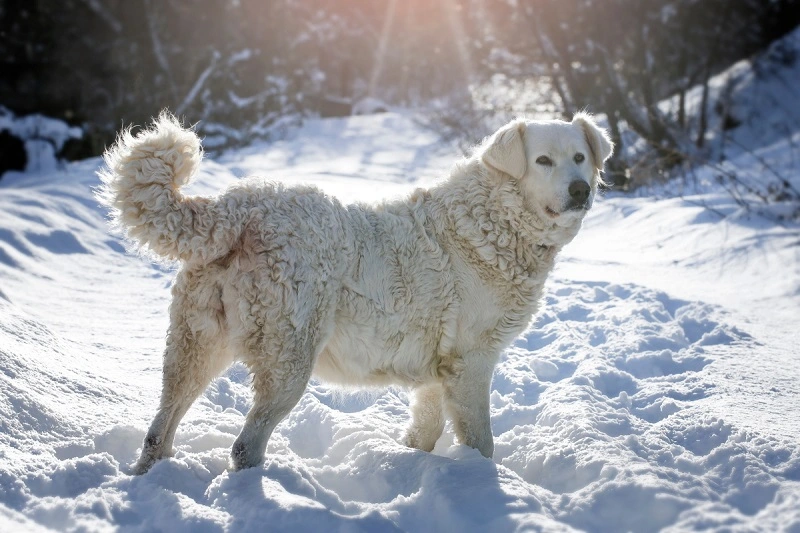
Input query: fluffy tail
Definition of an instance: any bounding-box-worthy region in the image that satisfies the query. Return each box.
[97,111,242,264]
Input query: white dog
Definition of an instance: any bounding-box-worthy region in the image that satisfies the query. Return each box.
[98,111,612,474]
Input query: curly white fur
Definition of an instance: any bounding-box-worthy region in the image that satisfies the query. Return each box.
[97,111,612,473]
[97,112,249,264]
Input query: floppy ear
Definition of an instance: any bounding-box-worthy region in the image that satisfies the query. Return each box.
[481,120,527,180]
[572,112,614,170]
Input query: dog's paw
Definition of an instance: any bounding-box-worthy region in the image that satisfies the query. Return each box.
[230,440,264,471]
[403,428,437,453]
[130,457,156,476]
[467,434,494,459]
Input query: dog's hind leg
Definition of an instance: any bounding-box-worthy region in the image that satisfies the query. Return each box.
[404,382,445,452]
[229,274,336,471]
[133,297,231,475]
[230,354,313,470]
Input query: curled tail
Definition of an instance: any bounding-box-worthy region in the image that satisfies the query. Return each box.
[97,111,243,264]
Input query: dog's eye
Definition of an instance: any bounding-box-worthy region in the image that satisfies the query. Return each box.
[536,156,553,166]
[574,153,585,164]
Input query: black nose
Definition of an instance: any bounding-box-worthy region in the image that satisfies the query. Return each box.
[568,180,590,203]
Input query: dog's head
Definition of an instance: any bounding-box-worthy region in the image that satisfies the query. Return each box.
[481,113,613,227]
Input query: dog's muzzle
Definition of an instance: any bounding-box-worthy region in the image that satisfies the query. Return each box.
[566,180,591,211]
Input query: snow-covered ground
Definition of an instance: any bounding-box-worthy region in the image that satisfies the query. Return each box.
[0,110,798,532]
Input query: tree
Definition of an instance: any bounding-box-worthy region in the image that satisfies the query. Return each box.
[479,0,800,185]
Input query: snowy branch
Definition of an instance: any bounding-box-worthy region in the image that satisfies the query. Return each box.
[176,51,221,116]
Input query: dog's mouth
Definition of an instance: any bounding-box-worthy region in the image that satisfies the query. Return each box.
[545,206,560,218]
[545,202,591,220]
[566,199,591,212]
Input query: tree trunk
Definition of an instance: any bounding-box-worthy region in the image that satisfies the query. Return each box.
[550,70,574,118]
[696,64,712,148]
[678,90,686,130]
[605,111,630,188]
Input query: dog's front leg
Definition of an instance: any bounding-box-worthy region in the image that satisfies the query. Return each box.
[442,353,497,458]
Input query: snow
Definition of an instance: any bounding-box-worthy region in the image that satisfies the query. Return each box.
[0,107,83,174]
[1,107,799,531]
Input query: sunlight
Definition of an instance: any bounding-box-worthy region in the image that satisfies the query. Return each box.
[368,0,398,98]
[443,0,475,83]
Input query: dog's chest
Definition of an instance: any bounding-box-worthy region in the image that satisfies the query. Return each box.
[312,248,454,386]
[439,262,542,358]
[313,315,441,386]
